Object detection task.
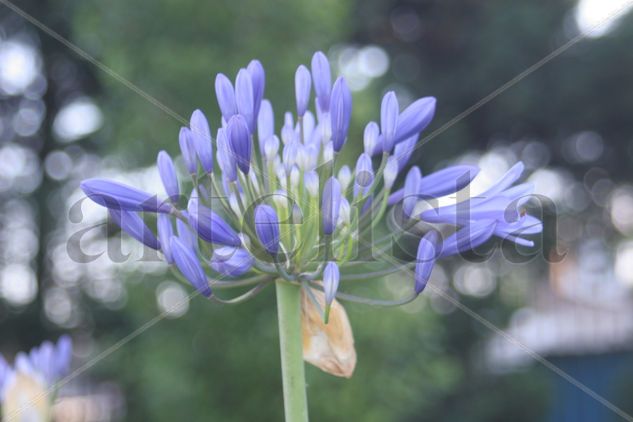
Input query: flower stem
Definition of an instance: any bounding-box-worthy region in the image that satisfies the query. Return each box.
[275,280,309,422]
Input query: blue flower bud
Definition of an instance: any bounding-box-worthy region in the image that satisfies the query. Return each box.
[394,97,436,145]
[322,177,342,235]
[187,200,241,247]
[282,140,300,171]
[170,237,211,297]
[387,188,404,206]
[415,231,440,294]
[157,150,179,200]
[383,156,399,189]
[215,73,237,122]
[235,69,255,133]
[440,221,496,257]
[227,114,252,174]
[380,91,399,153]
[295,65,312,117]
[311,51,331,112]
[402,166,422,218]
[179,127,198,175]
[109,209,160,250]
[210,246,254,277]
[247,59,265,120]
[393,135,417,171]
[157,214,174,263]
[330,77,352,152]
[81,178,171,213]
[363,121,381,156]
[304,170,319,197]
[257,99,274,155]
[264,135,280,161]
[176,218,198,252]
[354,153,374,188]
[337,165,352,192]
[216,127,237,182]
[323,261,340,306]
[254,204,280,255]
[190,109,213,173]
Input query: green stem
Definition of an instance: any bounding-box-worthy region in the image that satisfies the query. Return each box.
[275,281,309,422]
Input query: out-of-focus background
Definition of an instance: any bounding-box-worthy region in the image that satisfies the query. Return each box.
[1,0,633,420]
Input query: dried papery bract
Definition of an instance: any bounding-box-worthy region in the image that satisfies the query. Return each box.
[301,288,356,378]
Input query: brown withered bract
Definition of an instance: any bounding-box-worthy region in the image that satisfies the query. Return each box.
[301,287,356,378]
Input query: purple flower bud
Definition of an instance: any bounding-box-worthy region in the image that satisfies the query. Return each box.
[247,59,265,120]
[235,69,255,133]
[363,121,381,156]
[81,179,171,213]
[418,165,479,198]
[402,166,422,217]
[190,109,213,173]
[311,51,331,112]
[380,91,399,153]
[176,219,197,252]
[264,135,280,161]
[354,153,374,188]
[157,150,179,200]
[394,97,436,145]
[282,141,300,171]
[323,261,340,306]
[109,209,160,250]
[157,214,174,263]
[415,231,440,294]
[383,156,399,189]
[215,73,237,122]
[322,177,342,235]
[393,135,417,171]
[257,99,274,155]
[187,200,241,247]
[210,246,253,277]
[216,127,237,182]
[330,77,352,152]
[227,114,252,174]
[440,221,496,257]
[254,204,280,255]
[305,170,319,197]
[170,237,211,297]
[295,65,312,117]
[179,127,198,175]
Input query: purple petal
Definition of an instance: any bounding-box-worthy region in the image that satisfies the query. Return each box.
[210,246,253,277]
[257,99,274,155]
[157,214,175,263]
[179,127,198,175]
[440,221,497,257]
[216,127,237,182]
[402,166,422,217]
[247,59,265,120]
[355,153,374,188]
[480,162,525,198]
[187,200,240,247]
[418,165,479,198]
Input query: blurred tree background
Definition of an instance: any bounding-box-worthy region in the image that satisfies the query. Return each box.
[2,0,633,420]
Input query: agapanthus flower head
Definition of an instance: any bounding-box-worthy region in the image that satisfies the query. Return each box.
[0,336,72,421]
[80,52,542,378]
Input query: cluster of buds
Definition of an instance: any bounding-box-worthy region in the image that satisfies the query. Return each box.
[0,337,72,420]
[80,51,541,324]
